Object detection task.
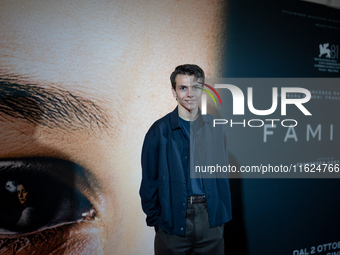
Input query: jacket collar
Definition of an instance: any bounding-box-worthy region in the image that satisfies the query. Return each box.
[170,106,181,130]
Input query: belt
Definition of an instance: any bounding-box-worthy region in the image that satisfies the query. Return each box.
[187,195,206,204]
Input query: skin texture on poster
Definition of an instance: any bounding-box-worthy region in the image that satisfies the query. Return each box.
[0,0,227,254]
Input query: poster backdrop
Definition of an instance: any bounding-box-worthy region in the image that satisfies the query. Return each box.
[0,0,339,255]
[222,1,340,255]
[0,1,227,254]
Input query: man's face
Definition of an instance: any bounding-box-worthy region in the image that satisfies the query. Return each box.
[172,75,203,112]
[0,0,225,254]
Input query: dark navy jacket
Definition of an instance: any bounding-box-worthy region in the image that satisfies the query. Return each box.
[140,107,232,236]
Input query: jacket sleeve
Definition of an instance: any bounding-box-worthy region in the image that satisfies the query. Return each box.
[139,131,160,227]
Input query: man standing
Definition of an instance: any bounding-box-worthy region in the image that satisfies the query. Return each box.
[140,64,231,255]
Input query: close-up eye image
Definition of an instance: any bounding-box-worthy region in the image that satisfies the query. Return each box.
[0,158,103,254]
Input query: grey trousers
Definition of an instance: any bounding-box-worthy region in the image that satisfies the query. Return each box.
[155,202,225,255]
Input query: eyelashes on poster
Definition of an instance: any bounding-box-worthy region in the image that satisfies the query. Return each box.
[0,158,104,254]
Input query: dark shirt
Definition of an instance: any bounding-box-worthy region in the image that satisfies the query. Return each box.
[140,107,232,236]
[179,117,205,196]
